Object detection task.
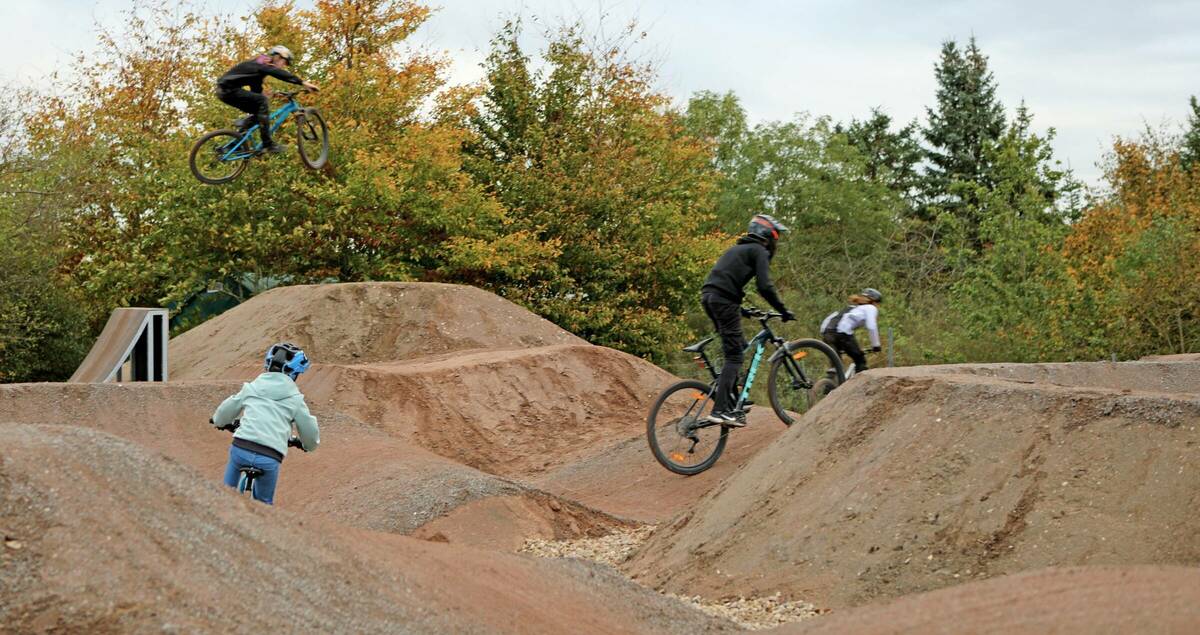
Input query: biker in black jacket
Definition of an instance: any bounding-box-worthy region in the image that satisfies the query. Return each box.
[216,45,318,153]
[699,214,795,425]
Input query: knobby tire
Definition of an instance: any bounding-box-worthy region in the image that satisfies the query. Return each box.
[296,108,329,170]
[647,379,729,475]
[767,338,845,425]
[189,129,250,185]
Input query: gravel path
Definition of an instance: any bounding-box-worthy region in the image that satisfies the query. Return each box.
[521,526,818,630]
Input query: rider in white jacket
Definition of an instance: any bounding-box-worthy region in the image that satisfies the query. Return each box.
[211,342,319,504]
[820,288,883,373]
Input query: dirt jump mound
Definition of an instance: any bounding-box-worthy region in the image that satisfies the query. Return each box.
[170,282,585,379]
[778,565,1200,634]
[0,381,631,549]
[301,344,676,478]
[0,424,737,634]
[626,362,1200,609]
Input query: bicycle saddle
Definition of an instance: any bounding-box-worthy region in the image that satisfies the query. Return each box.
[682,337,715,353]
[238,467,265,478]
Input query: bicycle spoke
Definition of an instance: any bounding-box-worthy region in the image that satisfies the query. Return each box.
[647,381,729,474]
[190,130,249,184]
[768,339,843,425]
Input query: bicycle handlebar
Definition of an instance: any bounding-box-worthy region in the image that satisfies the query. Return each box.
[741,307,782,320]
[208,418,309,452]
[274,88,314,100]
[211,417,241,432]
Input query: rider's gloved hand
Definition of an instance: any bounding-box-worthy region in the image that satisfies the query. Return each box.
[871,346,882,353]
[780,309,796,322]
[740,307,755,318]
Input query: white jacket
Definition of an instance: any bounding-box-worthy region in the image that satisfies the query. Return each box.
[821,304,881,348]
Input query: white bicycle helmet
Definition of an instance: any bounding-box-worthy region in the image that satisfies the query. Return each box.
[266,45,294,64]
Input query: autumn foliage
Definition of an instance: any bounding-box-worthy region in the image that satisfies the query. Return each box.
[0,0,721,380]
[1,4,1196,381]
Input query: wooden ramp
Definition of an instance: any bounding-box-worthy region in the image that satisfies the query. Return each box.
[69,308,169,383]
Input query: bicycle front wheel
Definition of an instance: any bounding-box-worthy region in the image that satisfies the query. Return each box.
[189,129,249,185]
[646,379,729,476]
[767,339,844,425]
[296,107,329,169]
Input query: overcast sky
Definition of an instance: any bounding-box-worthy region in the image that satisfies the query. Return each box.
[3,0,1197,186]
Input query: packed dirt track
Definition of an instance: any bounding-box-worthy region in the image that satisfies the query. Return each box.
[0,424,735,634]
[627,362,1200,610]
[776,565,1200,634]
[3,281,1199,633]
[169,282,586,380]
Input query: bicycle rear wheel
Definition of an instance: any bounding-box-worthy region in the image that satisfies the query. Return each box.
[296,107,329,169]
[767,339,844,425]
[189,129,249,185]
[647,379,729,475]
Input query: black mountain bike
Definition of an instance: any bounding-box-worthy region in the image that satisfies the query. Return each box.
[189,89,329,185]
[646,307,844,475]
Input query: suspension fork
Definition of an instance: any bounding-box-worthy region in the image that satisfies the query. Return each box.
[775,341,811,388]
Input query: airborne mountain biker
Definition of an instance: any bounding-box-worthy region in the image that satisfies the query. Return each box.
[821,288,883,374]
[210,342,319,505]
[700,214,796,426]
[216,45,319,154]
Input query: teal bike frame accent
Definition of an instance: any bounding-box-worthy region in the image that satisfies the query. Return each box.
[738,340,767,405]
[219,99,303,161]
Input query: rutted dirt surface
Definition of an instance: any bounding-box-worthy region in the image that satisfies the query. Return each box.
[8,282,1200,632]
[535,408,789,522]
[0,424,736,634]
[0,381,636,546]
[775,565,1200,634]
[301,345,678,478]
[626,364,1200,609]
[1140,353,1200,362]
[411,491,635,551]
[170,282,585,379]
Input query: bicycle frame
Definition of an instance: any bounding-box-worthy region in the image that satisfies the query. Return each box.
[218,98,303,161]
[734,329,773,409]
[689,315,810,422]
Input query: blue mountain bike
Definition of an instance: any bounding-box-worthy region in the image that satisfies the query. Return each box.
[189,90,329,185]
[647,307,845,475]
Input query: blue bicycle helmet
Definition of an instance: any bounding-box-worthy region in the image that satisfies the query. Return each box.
[264,342,310,380]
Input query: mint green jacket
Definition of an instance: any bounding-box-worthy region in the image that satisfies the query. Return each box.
[211,372,319,457]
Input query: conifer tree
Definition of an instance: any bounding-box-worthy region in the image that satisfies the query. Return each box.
[838,107,923,208]
[1179,96,1200,172]
[923,37,1006,221]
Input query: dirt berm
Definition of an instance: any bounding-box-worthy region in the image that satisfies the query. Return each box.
[774,565,1200,634]
[0,381,634,549]
[170,282,586,380]
[627,362,1200,608]
[166,281,790,520]
[0,423,737,634]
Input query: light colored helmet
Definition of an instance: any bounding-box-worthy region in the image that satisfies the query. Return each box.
[266,45,294,64]
[862,288,883,303]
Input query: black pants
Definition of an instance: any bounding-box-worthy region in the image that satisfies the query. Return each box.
[823,331,867,372]
[216,87,274,146]
[702,293,745,413]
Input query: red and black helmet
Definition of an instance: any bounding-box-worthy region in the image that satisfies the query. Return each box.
[747,214,789,241]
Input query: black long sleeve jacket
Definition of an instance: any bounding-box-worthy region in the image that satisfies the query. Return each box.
[217,59,303,92]
[700,235,788,313]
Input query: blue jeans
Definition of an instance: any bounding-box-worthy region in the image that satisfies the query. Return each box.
[223,444,281,505]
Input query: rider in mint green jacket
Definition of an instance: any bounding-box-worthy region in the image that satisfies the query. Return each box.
[211,342,319,504]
